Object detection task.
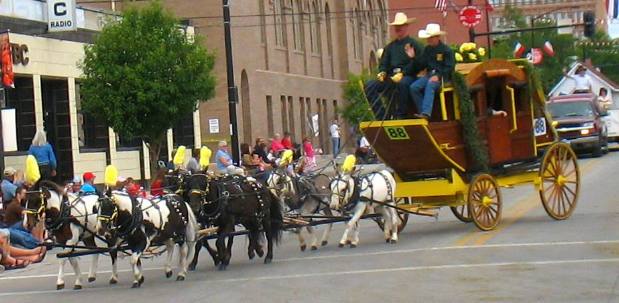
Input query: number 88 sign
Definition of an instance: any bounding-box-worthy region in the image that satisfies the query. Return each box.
[384,126,410,140]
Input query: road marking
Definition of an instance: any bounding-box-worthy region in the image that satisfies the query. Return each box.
[454,158,601,246]
[2,257,619,297]
[3,239,619,281]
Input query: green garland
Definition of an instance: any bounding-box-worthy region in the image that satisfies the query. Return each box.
[452,71,490,173]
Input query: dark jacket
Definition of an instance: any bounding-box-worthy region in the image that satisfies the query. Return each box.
[379,37,424,76]
[417,41,455,81]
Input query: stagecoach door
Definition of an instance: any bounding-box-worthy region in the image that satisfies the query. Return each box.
[485,78,535,165]
[42,79,74,183]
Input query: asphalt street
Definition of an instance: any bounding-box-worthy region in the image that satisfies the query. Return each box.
[2,150,619,302]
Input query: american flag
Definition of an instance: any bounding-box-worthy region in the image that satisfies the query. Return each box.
[435,0,448,16]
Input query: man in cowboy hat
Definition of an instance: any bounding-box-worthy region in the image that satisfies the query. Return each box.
[365,12,424,120]
[409,23,455,120]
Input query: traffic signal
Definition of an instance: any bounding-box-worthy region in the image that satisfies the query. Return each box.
[584,11,595,38]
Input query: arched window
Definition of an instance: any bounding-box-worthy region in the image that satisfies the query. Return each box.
[273,0,284,46]
[311,0,321,54]
[292,0,304,50]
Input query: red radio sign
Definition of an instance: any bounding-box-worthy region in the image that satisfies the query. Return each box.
[459,6,482,28]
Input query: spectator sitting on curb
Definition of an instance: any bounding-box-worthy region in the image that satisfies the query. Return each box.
[0,229,46,270]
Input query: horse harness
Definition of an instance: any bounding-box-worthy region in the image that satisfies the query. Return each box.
[25,189,94,233]
[214,175,268,220]
[338,171,394,213]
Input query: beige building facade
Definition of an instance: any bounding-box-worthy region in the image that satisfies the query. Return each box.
[86,0,390,154]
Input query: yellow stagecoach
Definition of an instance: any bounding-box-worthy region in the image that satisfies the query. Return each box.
[360,59,580,231]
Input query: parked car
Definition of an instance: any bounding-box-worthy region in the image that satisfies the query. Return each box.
[547,93,609,157]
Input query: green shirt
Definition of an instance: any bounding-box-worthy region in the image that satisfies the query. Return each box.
[417,41,455,81]
[379,37,424,76]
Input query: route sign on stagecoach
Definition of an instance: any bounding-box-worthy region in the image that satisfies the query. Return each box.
[459,6,482,28]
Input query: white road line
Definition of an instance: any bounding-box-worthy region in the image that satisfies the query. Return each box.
[2,257,619,297]
[274,239,619,263]
[2,239,618,282]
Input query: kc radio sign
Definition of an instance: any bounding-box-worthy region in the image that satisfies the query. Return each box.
[47,0,77,32]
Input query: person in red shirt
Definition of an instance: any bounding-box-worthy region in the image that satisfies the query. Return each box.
[282,132,294,150]
[269,133,285,155]
[124,178,141,197]
[150,169,165,197]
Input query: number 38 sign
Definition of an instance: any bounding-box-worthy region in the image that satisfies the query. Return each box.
[384,126,410,140]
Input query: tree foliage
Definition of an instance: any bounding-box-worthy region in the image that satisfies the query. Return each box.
[341,72,374,127]
[80,2,215,176]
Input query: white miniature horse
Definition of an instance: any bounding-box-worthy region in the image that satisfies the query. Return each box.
[329,169,399,247]
[267,169,333,251]
[24,181,107,290]
[96,191,198,288]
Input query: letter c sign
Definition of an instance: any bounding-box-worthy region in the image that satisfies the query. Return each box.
[54,3,67,16]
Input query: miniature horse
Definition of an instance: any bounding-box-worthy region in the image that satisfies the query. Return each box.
[24,180,107,290]
[329,170,399,247]
[96,191,198,288]
[267,169,334,251]
[198,174,283,270]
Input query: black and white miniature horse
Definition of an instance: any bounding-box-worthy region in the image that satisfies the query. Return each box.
[24,181,108,290]
[188,174,283,270]
[95,191,198,288]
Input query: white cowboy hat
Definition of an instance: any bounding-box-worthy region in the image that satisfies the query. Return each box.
[389,12,415,26]
[418,23,446,38]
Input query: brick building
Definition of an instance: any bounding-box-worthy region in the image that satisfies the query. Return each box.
[388,0,492,46]
[82,0,390,155]
[488,0,607,37]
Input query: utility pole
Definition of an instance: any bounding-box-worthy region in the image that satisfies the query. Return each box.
[223,0,240,163]
[468,0,475,42]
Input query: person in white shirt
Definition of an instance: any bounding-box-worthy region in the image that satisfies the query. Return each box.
[329,120,341,157]
[568,66,592,94]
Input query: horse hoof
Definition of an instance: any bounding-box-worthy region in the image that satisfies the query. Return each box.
[345,240,352,245]
[321,240,328,246]
[350,244,357,248]
[88,277,96,283]
[56,284,65,290]
[218,264,227,271]
[188,264,197,271]
[390,239,397,244]
[139,276,145,286]
[132,282,140,289]
[256,249,264,258]
[73,285,82,290]
[311,245,318,251]
[176,276,185,281]
[109,278,118,285]
[248,251,255,260]
[165,270,173,278]
[300,244,307,251]
[264,258,272,264]
[338,243,345,248]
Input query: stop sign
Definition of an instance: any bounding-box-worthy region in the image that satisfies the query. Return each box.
[459,6,482,28]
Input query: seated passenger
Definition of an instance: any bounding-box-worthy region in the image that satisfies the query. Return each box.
[409,23,455,120]
[365,12,423,120]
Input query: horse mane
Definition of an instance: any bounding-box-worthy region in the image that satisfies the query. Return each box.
[37,180,66,195]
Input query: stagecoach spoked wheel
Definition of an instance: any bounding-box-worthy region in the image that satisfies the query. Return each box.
[450,204,473,223]
[467,174,502,231]
[539,142,580,220]
[374,197,409,233]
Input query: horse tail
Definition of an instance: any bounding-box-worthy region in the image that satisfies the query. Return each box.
[268,191,284,245]
[185,203,198,262]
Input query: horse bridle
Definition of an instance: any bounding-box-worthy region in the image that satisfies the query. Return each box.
[97,195,142,238]
[332,175,354,209]
[24,190,47,223]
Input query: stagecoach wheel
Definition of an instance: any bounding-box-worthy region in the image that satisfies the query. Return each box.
[467,174,502,231]
[539,142,580,220]
[373,198,409,233]
[450,204,473,223]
